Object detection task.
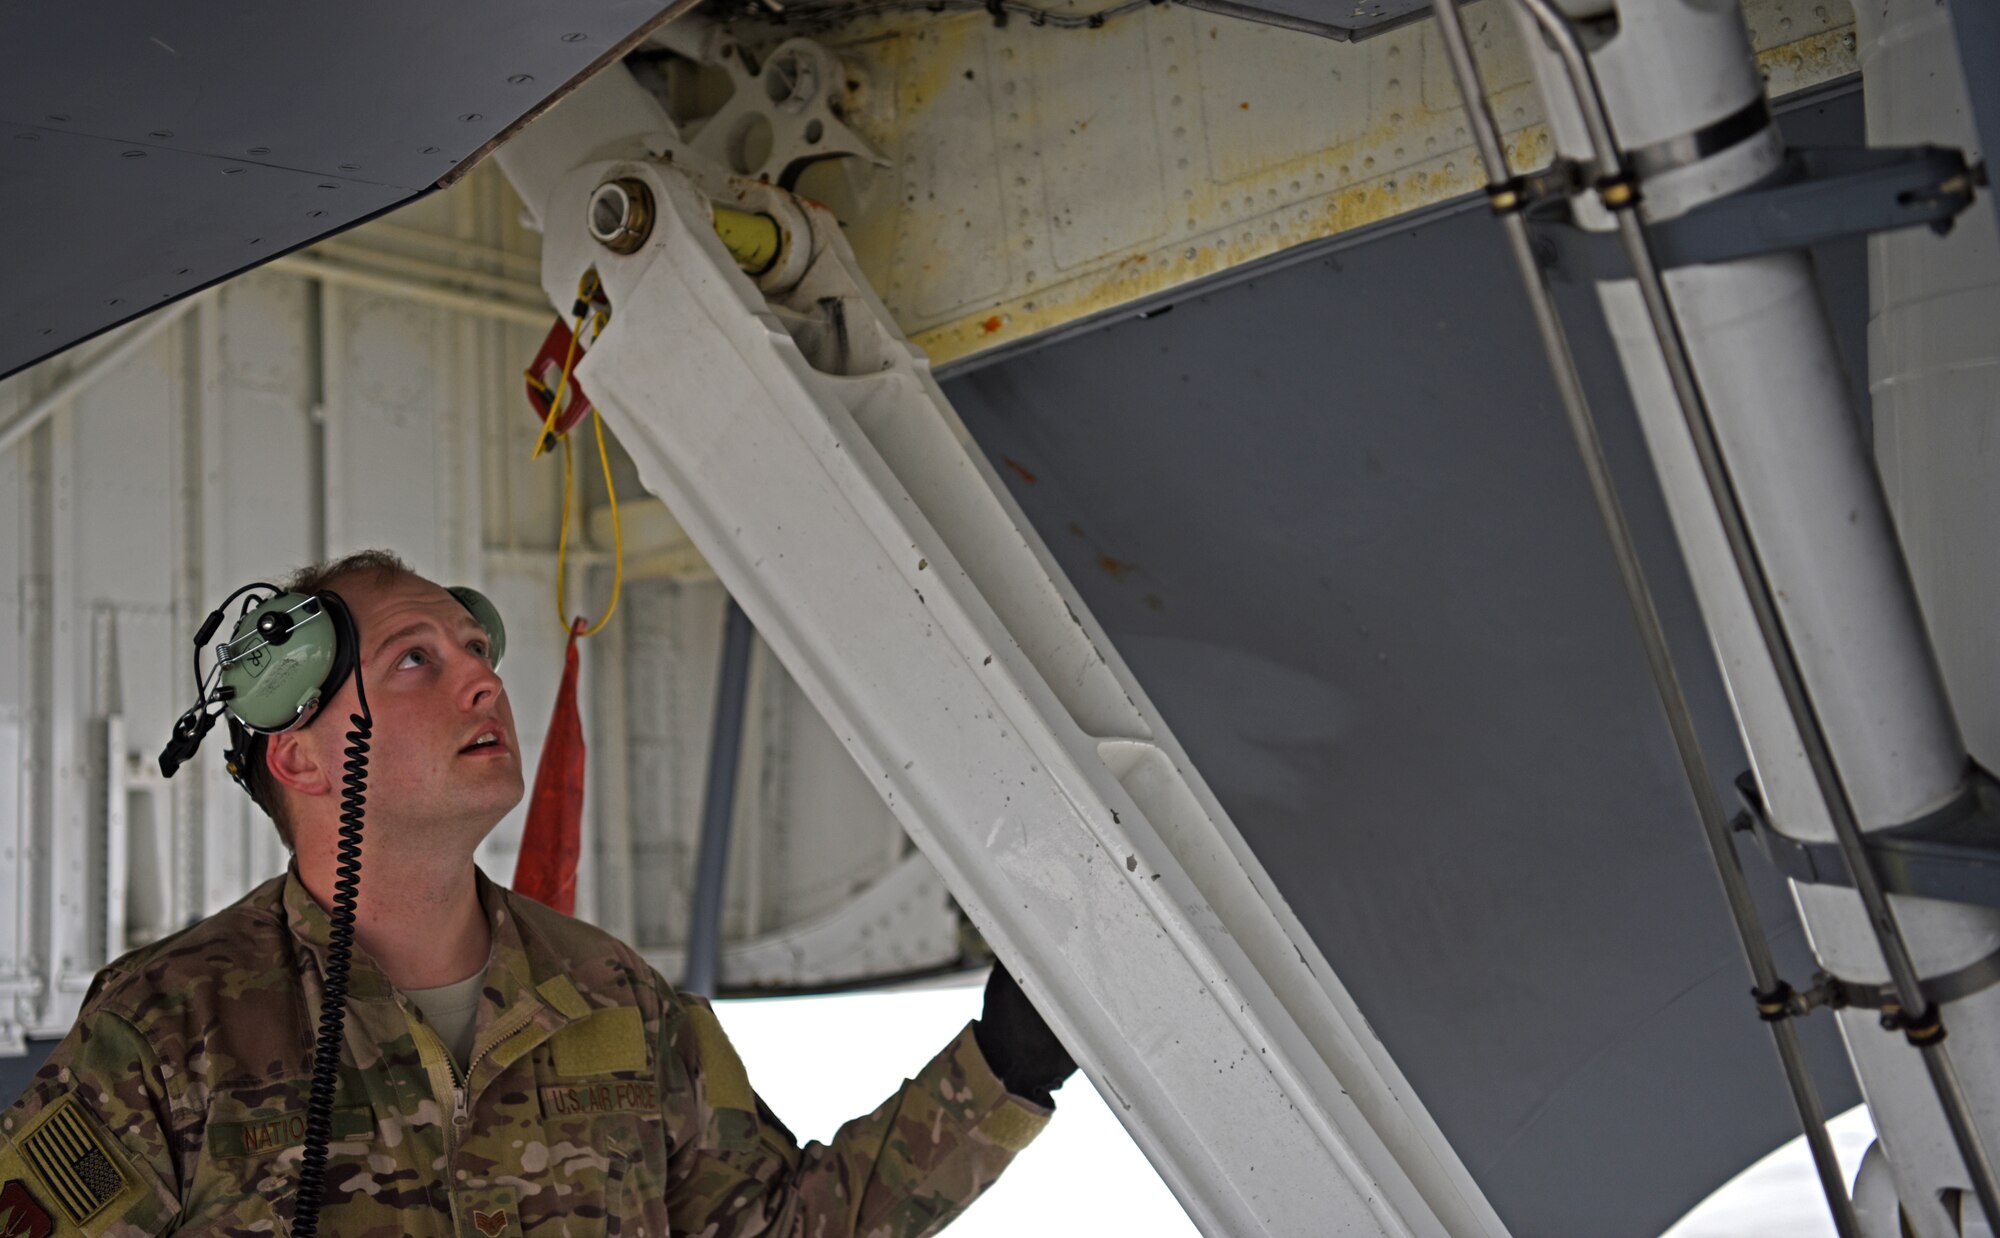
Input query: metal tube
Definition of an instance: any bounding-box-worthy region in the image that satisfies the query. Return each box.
[711,207,782,277]
[682,597,755,998]
[306,240,551,303]
[1426,3,1857,1230]
[361,222,542,278]
[1427,5,1511,185]
[1860,0,2000,799]
[0,292,210,457]
[1511,0,2000,1225]
[267,254,552,328]
[1515,0,1620,184]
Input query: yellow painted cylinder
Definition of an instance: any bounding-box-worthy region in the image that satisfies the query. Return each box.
[712,207,782,275]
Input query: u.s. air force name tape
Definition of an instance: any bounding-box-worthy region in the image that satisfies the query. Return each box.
[539,1080,660,1117]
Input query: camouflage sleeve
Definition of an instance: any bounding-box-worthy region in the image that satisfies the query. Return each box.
[0,1007,184,1236]
[659,989,1051,1238]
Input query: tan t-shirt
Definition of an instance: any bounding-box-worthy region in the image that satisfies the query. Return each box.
[404,968,487,1072]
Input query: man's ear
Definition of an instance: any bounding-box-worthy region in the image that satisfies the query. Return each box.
[264,729,334,799]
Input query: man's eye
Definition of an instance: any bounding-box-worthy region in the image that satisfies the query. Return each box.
[397,648,428,669]
[469,640,490,660]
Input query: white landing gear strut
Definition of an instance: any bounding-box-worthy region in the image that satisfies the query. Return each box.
[498,60,1507,1238]
[1433,0,2000,1234]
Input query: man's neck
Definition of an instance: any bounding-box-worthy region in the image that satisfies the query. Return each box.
[296,848,493,991]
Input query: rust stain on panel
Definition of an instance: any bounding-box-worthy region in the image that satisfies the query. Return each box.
[914,128,1549,366]
[804,8,1856,369]
[1756,28,1858,95]
[907,28,1850,368]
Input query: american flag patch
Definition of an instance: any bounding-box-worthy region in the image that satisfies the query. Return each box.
[17,1095,129,1225]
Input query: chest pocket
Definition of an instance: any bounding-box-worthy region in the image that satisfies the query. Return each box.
[193,1085,378,1237]
[542,1007,657,1160]
[527,1008,667,1238]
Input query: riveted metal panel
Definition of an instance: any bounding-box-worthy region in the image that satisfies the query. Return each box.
[0,0,677,380]
[767,0,1857,368]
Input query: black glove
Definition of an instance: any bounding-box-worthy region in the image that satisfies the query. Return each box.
[972,964,1077,1106]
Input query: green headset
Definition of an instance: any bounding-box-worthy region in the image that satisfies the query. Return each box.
[157,581,507,790]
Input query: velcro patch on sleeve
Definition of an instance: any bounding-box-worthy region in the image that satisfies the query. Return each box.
[974,1102,1049,1153]
[684,1005,754,1114]
[9,1092,141,1231]
[550,1007,647,1077]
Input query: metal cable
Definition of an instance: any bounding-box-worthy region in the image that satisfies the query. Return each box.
[1423,4,1858,1231]
[683,598,756,998]
[1510,0,2000,1226]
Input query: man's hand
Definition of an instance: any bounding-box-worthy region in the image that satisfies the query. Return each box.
[972,965,1077,1106]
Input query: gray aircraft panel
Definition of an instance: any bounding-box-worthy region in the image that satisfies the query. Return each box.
[0,122,408,362]
[0,1,667,380]
[941,85,1869,1238]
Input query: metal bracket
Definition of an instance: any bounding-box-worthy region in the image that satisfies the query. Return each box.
[1534,144,1978,277]
[1816,948,2000,1017]
[1731,766,2000,909]
[632,15,888,190]
[1753,945,2000,1030]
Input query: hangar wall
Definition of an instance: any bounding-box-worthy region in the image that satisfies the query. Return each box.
[0,164,942,1054]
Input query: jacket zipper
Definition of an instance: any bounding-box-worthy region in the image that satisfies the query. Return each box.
[418,1000,543,1145]
[408,997,544,1231]
[408,1019,465,1159]
[465,999,541,1087]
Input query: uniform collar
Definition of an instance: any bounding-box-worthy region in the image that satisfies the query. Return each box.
[475,869,566,1021]
[281,864,590,1083]
[281,863,519,1004]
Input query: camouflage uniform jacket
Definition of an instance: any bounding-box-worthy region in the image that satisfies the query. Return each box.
[0,867,1050,1237]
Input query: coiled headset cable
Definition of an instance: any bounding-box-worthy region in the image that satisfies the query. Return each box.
[291,666,370,1238]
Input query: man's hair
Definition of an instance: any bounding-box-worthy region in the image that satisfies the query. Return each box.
[242,549,421,849]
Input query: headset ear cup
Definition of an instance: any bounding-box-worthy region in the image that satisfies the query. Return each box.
[448,587,507,668]
[218,592,346,732]
[314,590,360,719]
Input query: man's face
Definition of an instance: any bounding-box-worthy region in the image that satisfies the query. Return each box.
[278,571,524,848]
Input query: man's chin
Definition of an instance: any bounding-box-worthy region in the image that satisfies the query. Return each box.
[464,779,527,841]
[392,778,526,860]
